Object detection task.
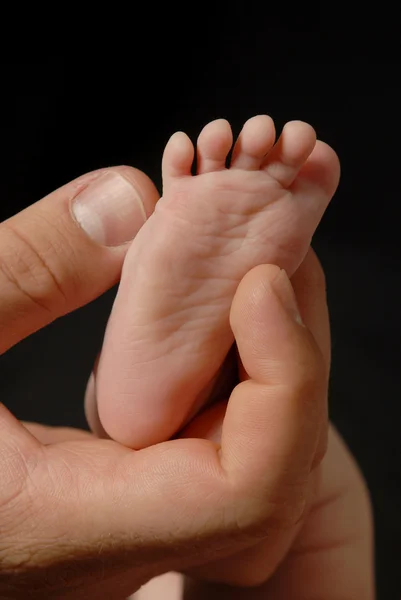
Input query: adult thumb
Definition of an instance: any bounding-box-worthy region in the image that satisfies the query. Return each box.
[0,166,159,354]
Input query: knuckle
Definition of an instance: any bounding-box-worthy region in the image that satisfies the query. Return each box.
[0,223,68,316]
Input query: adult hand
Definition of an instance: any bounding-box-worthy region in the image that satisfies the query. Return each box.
[0,167,357,599]
[134,251,374,600]
[179,250,374,599]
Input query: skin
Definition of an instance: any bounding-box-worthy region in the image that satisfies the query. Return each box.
[0,167,374,599]
[95,117,341,449]
[135,251,375,599]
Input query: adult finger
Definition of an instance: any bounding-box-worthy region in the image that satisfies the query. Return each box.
[180,261,329,585]
[291,247,330,468]
[221,264,327,523]
[0,166,159,353]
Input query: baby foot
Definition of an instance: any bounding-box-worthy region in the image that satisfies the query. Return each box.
[96,115,340,448]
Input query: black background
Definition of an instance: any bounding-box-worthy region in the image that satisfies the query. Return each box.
[1,5,400,598]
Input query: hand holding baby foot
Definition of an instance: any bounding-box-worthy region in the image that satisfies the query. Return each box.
[0,241,340,599]
[0,169,341,599]
[180,251,374,599]
[133,251,374,600]
[95,115,340,448]
[0,131,372,600]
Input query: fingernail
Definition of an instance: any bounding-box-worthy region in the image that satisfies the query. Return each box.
[72,172,147,246]
[271,269,304,325]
